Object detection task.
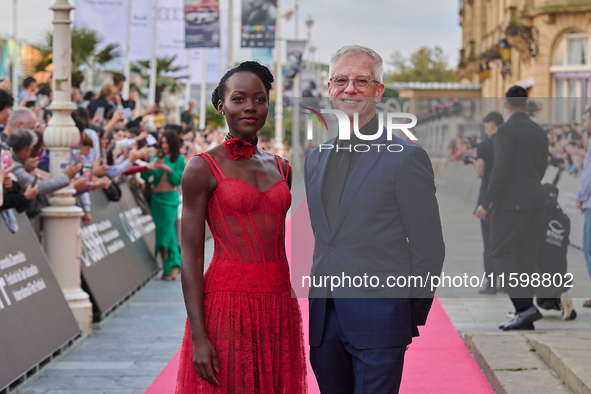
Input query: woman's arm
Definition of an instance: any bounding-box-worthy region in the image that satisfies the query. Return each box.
[140,156,156,181]
[167,156,186,186]
[180,155,219,386]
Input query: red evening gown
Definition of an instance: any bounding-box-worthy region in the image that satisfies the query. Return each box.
[176,152,307,394]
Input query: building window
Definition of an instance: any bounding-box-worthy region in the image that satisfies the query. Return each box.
[551,31,591,122]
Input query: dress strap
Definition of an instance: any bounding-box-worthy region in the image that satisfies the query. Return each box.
[199,152,226,182]
[275,155,289,180]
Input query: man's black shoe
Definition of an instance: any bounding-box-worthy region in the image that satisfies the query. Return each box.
[501,306,542,331]
[498,321,535,330]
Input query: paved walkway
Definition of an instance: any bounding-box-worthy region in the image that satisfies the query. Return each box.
[436,191,591,394]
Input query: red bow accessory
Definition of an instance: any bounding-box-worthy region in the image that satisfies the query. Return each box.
[223,137,255,160]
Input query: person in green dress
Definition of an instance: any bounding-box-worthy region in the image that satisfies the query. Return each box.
[142,130,186,280]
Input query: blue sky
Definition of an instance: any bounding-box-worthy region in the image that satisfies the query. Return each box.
[0,0,462,72]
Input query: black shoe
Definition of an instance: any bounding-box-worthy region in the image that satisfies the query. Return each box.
[501,306,543,331]
[499,321,535,330]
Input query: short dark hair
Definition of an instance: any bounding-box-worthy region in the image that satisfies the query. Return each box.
[22,77,36,89]
[126,120,141,130]
[7,129,36,152]
[505,86,528,109]
[483,111,504,126]
[83,91,96,101]
[0,89,14,112]
[113,74,126,85]
[211,61,274,110]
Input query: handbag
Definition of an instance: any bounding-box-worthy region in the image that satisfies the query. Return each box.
[103,181,122,202]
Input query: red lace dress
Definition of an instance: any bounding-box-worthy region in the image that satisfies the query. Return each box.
[176,152,307,394]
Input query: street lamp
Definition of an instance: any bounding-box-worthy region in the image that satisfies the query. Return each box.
[305,15,314,68]
[499,39,512,79]
[483,62,491,79]
[499,39,512,61]
[41,0,92,336]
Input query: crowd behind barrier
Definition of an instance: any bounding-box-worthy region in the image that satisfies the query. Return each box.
[0,75,295,392]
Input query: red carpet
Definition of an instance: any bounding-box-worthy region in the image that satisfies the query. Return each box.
[146,199,493,393]
[145,349,180,394]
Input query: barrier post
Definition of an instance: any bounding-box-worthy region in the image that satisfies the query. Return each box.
[40,0,92,336]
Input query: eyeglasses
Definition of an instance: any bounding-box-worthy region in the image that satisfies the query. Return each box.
[329,76,381,91]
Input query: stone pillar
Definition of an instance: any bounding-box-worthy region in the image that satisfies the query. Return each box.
[40,0,92,337]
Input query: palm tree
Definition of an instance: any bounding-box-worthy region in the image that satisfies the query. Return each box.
[131,56,186,104]
[34,27,121,88]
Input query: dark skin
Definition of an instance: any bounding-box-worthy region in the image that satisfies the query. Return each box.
[180,71,292,386]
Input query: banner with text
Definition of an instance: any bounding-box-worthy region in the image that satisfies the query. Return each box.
[184,0,220,48]
[0,212,79,391]
[157,0,189,76]
[80,186,158,319]
[284,40,306,89]
[74,0,129,54]
[129,0,156,61]
[241,0,277,48]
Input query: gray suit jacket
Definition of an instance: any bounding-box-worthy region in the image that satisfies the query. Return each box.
[11,154,69,196]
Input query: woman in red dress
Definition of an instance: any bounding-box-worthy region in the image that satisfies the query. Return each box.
[176,61,307,393]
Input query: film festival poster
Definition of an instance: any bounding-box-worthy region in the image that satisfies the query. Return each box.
[241,0,277,48]
[284,40,306,90]
[184,0,221,48]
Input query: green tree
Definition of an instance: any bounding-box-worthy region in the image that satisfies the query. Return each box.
[386,46,458,83]
[34,27,121,88]
[131,57,186,104]
[205,105,225,129]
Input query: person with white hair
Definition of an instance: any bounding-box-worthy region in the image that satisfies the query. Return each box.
[6,129,81,198]
[304,45,444,393]
[1,107,36,143]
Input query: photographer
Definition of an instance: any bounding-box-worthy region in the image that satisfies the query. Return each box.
[472,111,503,294]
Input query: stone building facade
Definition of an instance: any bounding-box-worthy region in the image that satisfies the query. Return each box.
[458,0,591,122]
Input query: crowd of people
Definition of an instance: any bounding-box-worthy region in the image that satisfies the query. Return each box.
[0,73,293,280]
[447,113,590,177]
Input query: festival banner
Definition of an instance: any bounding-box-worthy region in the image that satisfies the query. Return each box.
[73,0,129,53]
[190,49,221,84]
[284,40,306,89]
[189,6,228,84]
[129,0,156,61]
[157,0,189,75]
[80,186,158,320]
[251,48,273,69]
[184,0,220,48]
[241,0,277,48]
[0,212,79,391]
